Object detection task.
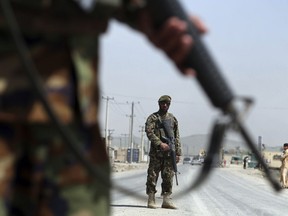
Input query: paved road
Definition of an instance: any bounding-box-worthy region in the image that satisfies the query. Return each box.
[111,164,288,216]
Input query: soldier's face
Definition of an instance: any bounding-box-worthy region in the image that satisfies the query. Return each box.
[159,101,170,112]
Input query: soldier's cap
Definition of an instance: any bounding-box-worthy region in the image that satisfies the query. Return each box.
[284,143,288,147]
[158,95,171,103]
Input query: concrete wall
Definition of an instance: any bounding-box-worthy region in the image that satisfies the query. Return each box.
[262,151,281,169]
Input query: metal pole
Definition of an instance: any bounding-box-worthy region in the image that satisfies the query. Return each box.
[258,136,262,152]
[102,96,114,152]
[140,126,145,162]
[130,102,134,163]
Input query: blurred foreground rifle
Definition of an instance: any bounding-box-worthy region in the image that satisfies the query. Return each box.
[160,119,179,186]
[147,0,281,191]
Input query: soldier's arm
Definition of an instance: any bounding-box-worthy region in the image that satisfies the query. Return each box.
[114,0,207,76]
[284,156,288,167]
[145,114,162,147]
[173,116,182,156]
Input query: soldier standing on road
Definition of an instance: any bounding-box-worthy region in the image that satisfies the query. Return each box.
[145,95,182,209]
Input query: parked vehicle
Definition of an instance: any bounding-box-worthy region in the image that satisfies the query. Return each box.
[183,157,192,164]
[191,159,202,165]
[230,155,242,164]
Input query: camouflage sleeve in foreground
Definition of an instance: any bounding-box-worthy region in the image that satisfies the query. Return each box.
[173,116,182,156]
[145,114,162,147]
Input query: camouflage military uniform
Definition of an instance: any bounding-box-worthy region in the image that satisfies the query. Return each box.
[0,0,140,215]
[145,111,181,196]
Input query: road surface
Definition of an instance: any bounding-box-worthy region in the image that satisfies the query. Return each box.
[111,164,288,216]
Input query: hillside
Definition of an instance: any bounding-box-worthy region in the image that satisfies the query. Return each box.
[180,134,249,156]
[110,133,254,155]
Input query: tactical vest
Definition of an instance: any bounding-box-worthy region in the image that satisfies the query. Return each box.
[155,112,175,140]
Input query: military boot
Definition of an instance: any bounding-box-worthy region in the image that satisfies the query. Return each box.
[161,194,177,209]
[147,193,157,209]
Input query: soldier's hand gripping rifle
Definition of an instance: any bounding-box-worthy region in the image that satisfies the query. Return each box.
[160,119,179,186]
[147,0,281,191]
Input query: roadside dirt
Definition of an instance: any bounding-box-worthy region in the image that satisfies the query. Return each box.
[111,162,148,173]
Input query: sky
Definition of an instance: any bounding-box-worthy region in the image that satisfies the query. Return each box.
[97,0,288,147]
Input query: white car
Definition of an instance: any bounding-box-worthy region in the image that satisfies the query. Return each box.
[191,159,202,165]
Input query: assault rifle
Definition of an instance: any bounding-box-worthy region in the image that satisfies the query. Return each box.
[160,119,179,186]
[147,0,281,191]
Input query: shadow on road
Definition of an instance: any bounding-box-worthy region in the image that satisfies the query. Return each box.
[111,204,147,209]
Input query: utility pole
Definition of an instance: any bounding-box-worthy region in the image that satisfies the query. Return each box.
[139,126,145,162]
[258,136,262,152]
[102,96,114,152]
[129,102,135,163]
[121,134,129,148]
[126,101,140,163]
[108,129,114,149]
[108,129,114,161]
[258,136,263,170]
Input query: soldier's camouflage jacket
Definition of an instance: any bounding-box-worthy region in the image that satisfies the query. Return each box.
[0,0,143,215]
[145,111,182,157]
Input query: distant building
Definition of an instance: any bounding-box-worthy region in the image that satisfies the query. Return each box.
[262,151,281,169]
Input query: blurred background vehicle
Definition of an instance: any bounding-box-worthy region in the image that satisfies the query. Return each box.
[191,158,202,165]
[183,157,192,164]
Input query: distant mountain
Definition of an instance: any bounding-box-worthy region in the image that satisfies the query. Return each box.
[109,134,283,156]
[264,146,282,152]
[110,133,250,153]
[180,134,249,156]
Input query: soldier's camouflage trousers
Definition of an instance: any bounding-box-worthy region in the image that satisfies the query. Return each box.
[0,122,110,216]
[146,153,174,196]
